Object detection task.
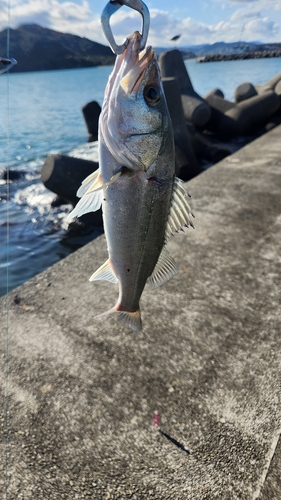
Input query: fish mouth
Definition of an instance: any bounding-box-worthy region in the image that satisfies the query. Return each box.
[120,33,155,95]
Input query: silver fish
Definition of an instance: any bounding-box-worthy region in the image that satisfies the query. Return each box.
[68,31,194,332]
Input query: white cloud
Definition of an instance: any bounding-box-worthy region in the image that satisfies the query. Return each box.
[227,4,280,42]
[227,0,256,3]
[0,0,108,45]
[105,5,281,46]
[0,0,280,47]
[1,0,94,31]
[230,9,260,21]
[246,17,279,38]
[226,0,281,8]
[148,8,280,45]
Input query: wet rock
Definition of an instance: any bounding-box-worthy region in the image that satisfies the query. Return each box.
[159,49,211,127]
[1,169,26,181]
[50,195,70,208]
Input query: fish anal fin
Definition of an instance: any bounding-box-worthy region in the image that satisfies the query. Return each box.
[89,259,118,284]
[165,177,195,241]
[95,306,142,332]
[147,245,179,290]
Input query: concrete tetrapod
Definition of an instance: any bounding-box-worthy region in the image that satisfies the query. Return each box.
[274,79,281,95]
[203,88,224,99]
[41,154,99,206]
[82,101,101,142]
[159,49,211,127]
[234,82,258,103]
[203,93,235,136]
[162,77,201,180]
[218,91,280,138]
[204,91,280,139]
[255,71,281,94]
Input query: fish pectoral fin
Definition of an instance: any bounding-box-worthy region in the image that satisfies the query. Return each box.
[165,177,195,241]
[77,169,100,197]
[67,170,122,220]
[147,245,179,290]
[85,171,121,194]
[66,189,103,220]
[89,259,118,284]
[95,307,142,332]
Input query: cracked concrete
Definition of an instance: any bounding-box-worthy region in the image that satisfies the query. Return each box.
[1,125,281,499]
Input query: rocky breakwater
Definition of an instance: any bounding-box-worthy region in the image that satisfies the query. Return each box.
[199,49,281,63]
[204,71,281,139]
[41,50,281,231]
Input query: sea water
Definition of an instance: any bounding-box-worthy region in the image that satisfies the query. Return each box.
[0,57,281,296]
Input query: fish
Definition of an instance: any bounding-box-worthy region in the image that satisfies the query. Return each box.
[68,31,194,332]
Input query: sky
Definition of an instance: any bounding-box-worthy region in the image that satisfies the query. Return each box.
[1,0,281,48]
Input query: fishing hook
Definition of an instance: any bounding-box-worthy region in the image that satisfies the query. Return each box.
[0,57,17,74]
[101,0,150,55]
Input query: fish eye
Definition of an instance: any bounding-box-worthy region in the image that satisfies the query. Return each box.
[144,84,161,105]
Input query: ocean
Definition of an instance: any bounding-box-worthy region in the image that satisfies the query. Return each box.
[1,57,281,296]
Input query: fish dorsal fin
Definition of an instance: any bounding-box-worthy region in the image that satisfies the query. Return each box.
[147,245,179,290]
[89,259,118,284]
[165,177,195,241]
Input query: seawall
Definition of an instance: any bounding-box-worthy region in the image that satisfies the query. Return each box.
[1,125,281,499]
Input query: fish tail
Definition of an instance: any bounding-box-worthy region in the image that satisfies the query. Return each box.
[95,306,142,332]
[117,309,142,332]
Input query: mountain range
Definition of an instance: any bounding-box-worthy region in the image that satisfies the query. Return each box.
[0,24,280,73]
[0,24,115,72]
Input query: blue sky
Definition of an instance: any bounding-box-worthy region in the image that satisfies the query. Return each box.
[1,0,281,47]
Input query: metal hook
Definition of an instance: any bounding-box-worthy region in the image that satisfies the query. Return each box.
[0,57,17,75]
[101,0,150,55]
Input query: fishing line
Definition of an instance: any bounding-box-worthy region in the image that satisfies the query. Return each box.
[5,2,11,498]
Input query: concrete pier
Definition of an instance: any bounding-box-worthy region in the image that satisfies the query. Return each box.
[1,125,281,499]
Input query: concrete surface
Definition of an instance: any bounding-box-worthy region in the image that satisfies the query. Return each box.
[1,125,281,499]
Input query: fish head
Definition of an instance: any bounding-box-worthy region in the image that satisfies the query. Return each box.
[100,31,172,172]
